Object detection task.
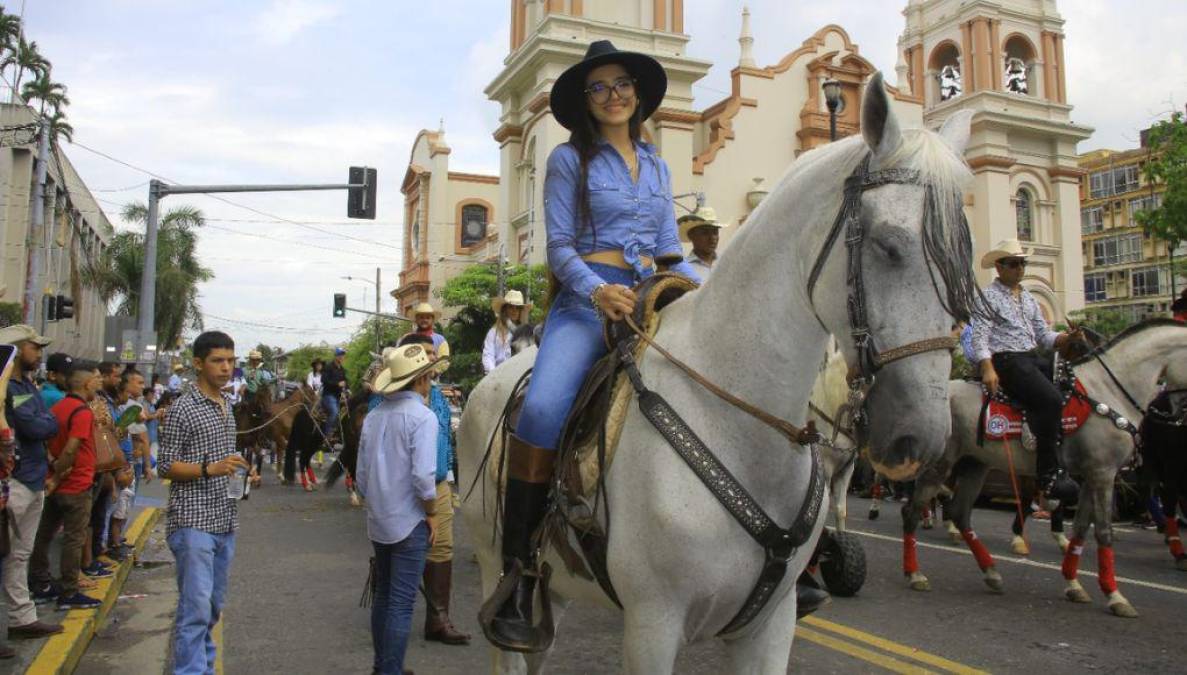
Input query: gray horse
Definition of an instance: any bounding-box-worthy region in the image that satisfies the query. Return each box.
[900,319,1187,618]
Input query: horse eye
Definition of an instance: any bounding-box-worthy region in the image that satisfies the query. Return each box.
[876,240,902,264]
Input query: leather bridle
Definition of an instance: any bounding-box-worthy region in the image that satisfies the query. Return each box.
[806,154,959,427]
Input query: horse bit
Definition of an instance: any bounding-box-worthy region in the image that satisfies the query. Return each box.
[806,154,960,433]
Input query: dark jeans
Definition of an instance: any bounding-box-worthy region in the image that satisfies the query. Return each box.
[90,480,112,558]
[993,351,1063,477]
[30,491,93,596]
[371,521,429,674]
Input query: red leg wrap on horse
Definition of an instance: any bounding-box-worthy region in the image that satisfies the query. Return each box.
[1062,537,1084,580]
[904,533,919,574]
[1165,519,1185,558]
[959,529,993,570]
[1097,546,1118,594]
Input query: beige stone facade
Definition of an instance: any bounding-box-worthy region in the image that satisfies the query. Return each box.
[1078,144,1185,323]
[392,127,500,318]
[0,103,112,358]
[401,0,1092,323]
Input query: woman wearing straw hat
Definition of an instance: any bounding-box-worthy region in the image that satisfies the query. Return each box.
[482,290,531,374]
[484,39,700,651]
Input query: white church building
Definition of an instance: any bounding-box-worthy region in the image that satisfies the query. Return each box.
[395,0,1091,322]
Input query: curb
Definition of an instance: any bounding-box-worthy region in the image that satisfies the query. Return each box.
[26,506,163,675]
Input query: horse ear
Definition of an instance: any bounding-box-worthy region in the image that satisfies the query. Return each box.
[937,109,974,155]
[861,72,902,159]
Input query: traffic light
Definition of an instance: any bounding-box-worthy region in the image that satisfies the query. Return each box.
[55,295,74,321]
[333,293,346,318]
[44,294,56,322]
[347,166,377,220]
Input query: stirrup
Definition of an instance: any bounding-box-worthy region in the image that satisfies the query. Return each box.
[478,559,555,653]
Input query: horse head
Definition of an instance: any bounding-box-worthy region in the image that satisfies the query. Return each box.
[811,73,978,480]
[510,322,540,356]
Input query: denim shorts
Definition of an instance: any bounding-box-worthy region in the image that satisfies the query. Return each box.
[515,263,646,449]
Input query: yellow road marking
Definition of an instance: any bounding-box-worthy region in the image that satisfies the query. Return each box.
[214,617,225,675]
[804,616,990,675]
[797,626,939,674]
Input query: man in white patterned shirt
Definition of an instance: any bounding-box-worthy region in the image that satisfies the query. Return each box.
[158,331,250,674]
[971,239,1082,501]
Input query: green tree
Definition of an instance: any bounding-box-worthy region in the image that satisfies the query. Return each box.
[436,263,549,393]
[0,301,21,328]
[84,202,214,352]
[21,70,67,117]
[1136,112,1187,296]
[283,344,336,384]
[2,37,47,97]
[342,316,413,389]
[1067,308,1133,341]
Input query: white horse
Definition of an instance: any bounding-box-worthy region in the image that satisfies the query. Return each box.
[899,320,1187,618]
[458,74,977,674]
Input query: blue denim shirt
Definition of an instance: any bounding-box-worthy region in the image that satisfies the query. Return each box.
[544,140,700,300]
[428,385,453,484]
[5,376,59,490]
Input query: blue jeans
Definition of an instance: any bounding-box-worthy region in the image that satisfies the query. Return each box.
[167,528,236,675]
[517,263,644,449]
[321,393,340,442]
[371,521,429,674]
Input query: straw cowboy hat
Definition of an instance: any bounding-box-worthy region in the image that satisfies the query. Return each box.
[980,238,1032,269]
[248,350,263,360]
[549,39,668,132]
[371,344,449,395]
[677,206,725,243]
[491,290,531,315]
[172,363,184,372]
[405,302,442,321]
[0,323,51,346]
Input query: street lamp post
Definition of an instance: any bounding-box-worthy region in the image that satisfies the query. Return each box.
[341,268,382,352]
[823,78,842,142]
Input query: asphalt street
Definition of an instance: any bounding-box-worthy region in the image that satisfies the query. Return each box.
[81,467,1187,674]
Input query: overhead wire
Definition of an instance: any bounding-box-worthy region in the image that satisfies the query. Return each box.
[67,139,403,251]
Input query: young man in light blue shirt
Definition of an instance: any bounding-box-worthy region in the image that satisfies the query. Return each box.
[355,343,445,674]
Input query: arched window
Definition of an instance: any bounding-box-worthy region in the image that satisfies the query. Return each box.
[929,42,963,103]
[460,203,488,248]
[1015,188,1033,241]
[1003,35,1038,96]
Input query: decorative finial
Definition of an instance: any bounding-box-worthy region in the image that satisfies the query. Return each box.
[739,6,756,68]
[895,49,911,95]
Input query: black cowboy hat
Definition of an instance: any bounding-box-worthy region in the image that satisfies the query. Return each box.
[549,40,667,131]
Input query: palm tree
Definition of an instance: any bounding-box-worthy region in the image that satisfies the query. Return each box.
[84,202,215,351]
[2,37,47,100]
[47,108,72,144]
[21,71,68,116]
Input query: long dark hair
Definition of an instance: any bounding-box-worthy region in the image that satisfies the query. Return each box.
[549,63,646,302]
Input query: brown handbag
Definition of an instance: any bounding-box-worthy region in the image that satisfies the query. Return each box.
[89,399,128,473]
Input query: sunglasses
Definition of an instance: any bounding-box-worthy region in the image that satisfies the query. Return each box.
[585,77,636,105]
[998,259,1028,269]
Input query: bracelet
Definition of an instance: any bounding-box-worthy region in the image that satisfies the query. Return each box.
[589,283,608,320]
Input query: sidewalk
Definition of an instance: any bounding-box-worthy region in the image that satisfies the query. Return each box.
[5,493,162,675]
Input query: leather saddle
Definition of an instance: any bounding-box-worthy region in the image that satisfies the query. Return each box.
[977,360,1092,445]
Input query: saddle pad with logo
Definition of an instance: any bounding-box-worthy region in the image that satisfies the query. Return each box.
[983,379,1092,440]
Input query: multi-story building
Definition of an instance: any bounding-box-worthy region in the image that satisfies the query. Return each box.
[397,0,1093,323]
[1078,139,1185,323]
[0,102,112,358]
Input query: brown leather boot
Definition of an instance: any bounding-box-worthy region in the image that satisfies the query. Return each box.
[423,560,471,645]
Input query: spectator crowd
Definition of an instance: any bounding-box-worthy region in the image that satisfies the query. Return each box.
[0,323,170,660]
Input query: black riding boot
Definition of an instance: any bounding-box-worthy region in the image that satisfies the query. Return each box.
[1036,440,1079,504]
[795,571,831,619]
[487,436,554,651]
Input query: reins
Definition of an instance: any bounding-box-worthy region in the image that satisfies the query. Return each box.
[234,399,308,435]
[622,315,819,446]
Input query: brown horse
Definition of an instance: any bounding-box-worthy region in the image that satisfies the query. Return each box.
[235,384,321,480]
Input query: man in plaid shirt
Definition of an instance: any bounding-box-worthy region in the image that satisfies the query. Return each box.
[158,331,250,674]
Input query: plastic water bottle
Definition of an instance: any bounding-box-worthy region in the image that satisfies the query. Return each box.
[226,467,247,500]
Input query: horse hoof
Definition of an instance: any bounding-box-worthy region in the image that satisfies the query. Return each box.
[1107,592,1138,618]
[948,531,963,546]
[983,568,1004,593]
[922,517,934,530]
[1064,581,1091,604]
[1174,556,1187,572]
[349,492,362,507]
[868,508,880,521]
[907,573,930,592]
[1010,536,1030,556]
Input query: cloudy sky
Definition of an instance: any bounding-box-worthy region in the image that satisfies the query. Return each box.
[22,0,1186,351]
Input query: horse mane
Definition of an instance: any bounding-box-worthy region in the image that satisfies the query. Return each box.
[1071,317,1187,365]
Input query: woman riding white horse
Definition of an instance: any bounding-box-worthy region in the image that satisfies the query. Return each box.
[462,63,980,673]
